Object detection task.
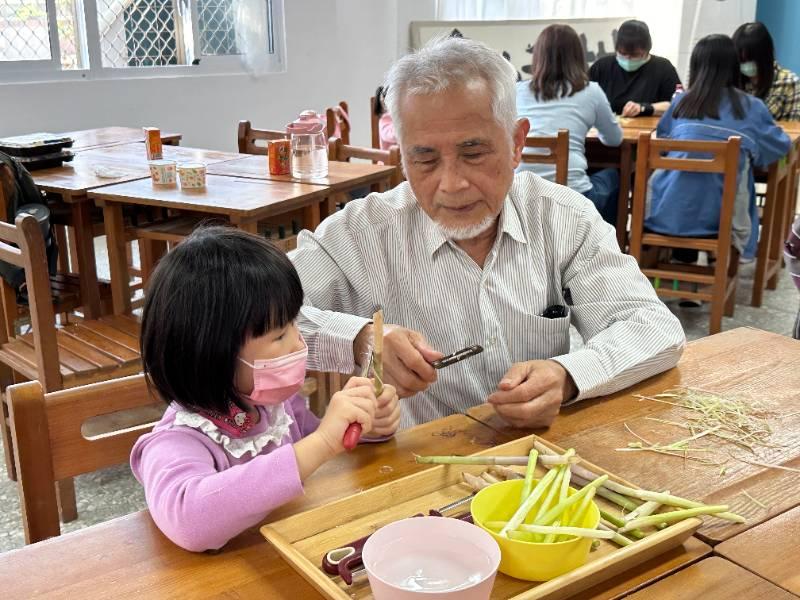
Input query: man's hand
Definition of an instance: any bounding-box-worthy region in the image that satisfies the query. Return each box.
[621,101,643,117]
[487,360,578,429]
[354,324,444,397]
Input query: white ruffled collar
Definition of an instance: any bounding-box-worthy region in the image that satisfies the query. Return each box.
[173,403,294,458]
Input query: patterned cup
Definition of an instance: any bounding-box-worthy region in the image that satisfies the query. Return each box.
[178,162,207,189]
[149,160,177,185]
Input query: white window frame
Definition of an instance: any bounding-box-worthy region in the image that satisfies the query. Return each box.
[0,0,285,83]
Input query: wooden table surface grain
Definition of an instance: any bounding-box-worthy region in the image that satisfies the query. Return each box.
[625,557,798,599]
[207,154,398,191]
[61,126,182,151]
[716,504,800,595]
[88,175,329,221]
[468,327,800,546]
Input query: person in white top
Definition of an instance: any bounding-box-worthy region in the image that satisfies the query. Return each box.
[291,36,685,429]
[516,24,623,225]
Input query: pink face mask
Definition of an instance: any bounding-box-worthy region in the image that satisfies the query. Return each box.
[239,339,308,406]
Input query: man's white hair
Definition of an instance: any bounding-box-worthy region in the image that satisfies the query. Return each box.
[384,36,518,144]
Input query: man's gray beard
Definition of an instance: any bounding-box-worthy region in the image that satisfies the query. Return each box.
[436,214,497,241]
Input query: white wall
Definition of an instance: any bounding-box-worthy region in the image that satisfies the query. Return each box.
[676,0,757,81]
[0,0,437,150]
[0,0,756,149]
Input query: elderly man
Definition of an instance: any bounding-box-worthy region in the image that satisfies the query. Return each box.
[291,37,685,429]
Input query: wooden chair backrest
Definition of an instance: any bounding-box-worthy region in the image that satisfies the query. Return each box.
[369,96,380,149]
[0,194,61,391]
[630,133,742,255]
[327,137,403,187]
[325,101,350,145]
[521,129,570,186]
[8,375,160,543]
[237,120,287,155]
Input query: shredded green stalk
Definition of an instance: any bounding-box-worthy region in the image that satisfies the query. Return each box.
[620,505,729,532]
[520,448,538,503]
[499,466,560,537]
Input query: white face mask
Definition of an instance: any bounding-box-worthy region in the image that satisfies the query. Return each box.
[740,61,757,78]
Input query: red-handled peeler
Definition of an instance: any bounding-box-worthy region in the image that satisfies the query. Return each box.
[342,309,383,451]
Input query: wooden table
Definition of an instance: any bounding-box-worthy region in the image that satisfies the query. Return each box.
[89,175,330,314]
[8,328,790,598]
[31,154,152,318]
[0,413,711,600]
[469,327,800,545]
[716,504,800,595]
[60,127,182,151]
[625,557,797,599]
[207,154,399,218]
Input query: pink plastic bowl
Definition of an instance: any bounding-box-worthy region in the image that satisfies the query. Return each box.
[362,517,500,599]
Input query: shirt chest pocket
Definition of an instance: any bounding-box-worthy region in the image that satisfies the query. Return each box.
[505,312,572,361]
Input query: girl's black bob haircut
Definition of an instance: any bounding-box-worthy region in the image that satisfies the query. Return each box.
[140,226,304,414]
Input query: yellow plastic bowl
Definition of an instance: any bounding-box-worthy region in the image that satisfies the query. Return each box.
[471,479,600,581]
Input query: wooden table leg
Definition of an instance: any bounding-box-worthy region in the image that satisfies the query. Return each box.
[70,198,102,318]
[139,240,168,284]
[616,140,633,251]
[101,202,132,315]
[236,220,259,234]
[751,164,778,306]
[767,162,791,290]
[303,202,321,230]
[320,195,337,221]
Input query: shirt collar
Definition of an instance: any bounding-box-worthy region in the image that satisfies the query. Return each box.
[420,194,527,258]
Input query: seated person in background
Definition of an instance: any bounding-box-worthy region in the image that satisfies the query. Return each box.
[292,36,685,431]
[590,19,681,118]
[131,227,399,552]
[733,22,800,122]
[374,85,397,150]
[787,217,800,339]
[645,35,790,258]
[516,24,623,225]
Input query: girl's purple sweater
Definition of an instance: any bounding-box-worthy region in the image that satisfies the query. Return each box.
[130,394,319,552]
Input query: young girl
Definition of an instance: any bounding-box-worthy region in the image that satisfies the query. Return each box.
[131,227,399,552]
[646,34,790,258]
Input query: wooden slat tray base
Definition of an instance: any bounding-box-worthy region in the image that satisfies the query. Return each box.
[262,435,701,600]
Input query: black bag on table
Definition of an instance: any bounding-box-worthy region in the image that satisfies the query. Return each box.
[0,151,59,303]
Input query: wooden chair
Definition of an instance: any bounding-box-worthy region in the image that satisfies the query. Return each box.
[521,130,569,186]
[237,120,287,155]
[629,133,742,334]
[325,101,350,145]
[327,137,403,188]
[0,213,142,520]
[369,96,380,149]
[7,375,161,544]
[0,164,111,323]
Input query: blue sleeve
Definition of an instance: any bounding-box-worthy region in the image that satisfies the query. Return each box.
[656,99,676,138]
[592,84,623,147]
[750,98,791,167]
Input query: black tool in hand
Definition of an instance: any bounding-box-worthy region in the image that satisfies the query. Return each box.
[430,345,483,369]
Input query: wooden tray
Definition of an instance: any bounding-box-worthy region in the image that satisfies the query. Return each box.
[261,435,701,600]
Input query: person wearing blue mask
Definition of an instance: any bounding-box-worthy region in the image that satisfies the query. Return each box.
[733,22,800,122]
[589,20,681,118]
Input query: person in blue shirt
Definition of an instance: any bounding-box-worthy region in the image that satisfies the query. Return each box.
[646,34,790,260]
[516,24,623,225]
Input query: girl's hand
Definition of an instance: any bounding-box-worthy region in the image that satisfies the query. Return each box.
[363,384,400,438]
[314,377,376,454]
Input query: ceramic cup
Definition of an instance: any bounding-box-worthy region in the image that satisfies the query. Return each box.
[178,162,206,189]
[148,159,177,185]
